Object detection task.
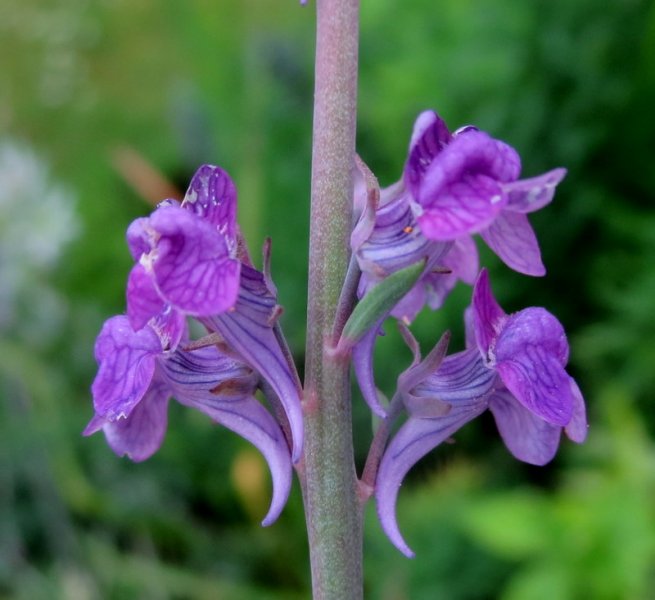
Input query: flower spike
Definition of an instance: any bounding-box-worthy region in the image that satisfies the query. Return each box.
[375,269,587,555]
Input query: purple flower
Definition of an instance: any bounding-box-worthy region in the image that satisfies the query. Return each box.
[406,110,566,276]
[121,164,303,461]
[125,165,241,333]
[86,164,304,523]
[350,123,478,415]
[375,269,587,556]
[85,315,292,526]
[201,263,305,463]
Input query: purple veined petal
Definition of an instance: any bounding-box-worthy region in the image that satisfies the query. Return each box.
[444,236,479,285]
[416,175,506,241]
[184,393,293,526]
[397,329,450,401]
[496,307,570,366]
[565,377,588,443]
[126,216,151,261]
[489,389,562,465]
[181,164,238,242]
[85,373,171,462]
[352,318,387,417]
[463,306,476,349]
[416,130,520,226]
[159,344,257,403]
[203,265,304,462]
[404,110,452,199]
[503,168,567,214]
[409,349,497,414]
[147,205,241,316]
[375,400,487,557]
[471,269,507,358]
[148,305,187,352]
[479,211,546,276]
[126,263,167,331]
[91,316,161,420]
[423,236,479,311]
[494,306,573,424]
[496,348,574,426]
[357,188,439,276]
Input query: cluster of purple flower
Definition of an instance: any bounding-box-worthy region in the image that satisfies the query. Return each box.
[87,110,586,553]
[85,165,303,525]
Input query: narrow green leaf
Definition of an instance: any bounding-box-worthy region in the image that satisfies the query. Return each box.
[340,260,425,349]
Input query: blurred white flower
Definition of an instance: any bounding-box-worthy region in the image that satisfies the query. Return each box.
[0,139,80,337]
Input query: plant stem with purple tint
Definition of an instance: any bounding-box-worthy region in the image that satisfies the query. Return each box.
[300,0,362,598]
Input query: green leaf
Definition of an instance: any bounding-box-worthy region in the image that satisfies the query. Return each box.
[339,259,425,349]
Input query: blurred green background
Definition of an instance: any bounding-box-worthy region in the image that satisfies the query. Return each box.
[1,0,654,598]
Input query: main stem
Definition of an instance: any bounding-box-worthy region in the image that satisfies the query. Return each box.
[301,0,361,598]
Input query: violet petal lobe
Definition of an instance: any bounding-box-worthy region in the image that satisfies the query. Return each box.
[126,216,151,261]
[404,110,452,199]
[91,315,161,420]
[86,374,171,462]
[126,263,166,331]
[352,318,388,417]
[495,307,570,367]
[147,205,241,316]
[472,269,507,358]
[181,164,238,242]
[409,349,497,412]
[159,344,257,404]
[416,175,505,241]
[203,265,304,462]
[565,376,588,443]
[479,211,546,276]
[488,389,562,465]
[183,394,293,527]
[504,168,567,214]
[416,131,521,240]
[495,347,574,426]
[375,399,487,557]
[424,236,479,311]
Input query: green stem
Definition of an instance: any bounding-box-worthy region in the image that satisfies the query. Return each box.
[300,0,361,598]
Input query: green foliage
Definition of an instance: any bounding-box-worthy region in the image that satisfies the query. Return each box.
[461,388,655,600]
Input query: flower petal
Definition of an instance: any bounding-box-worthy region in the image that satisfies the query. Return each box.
[85,374,171,462]
[204,265,304,462]
[503,168,566,213]
[91,316,161,420]
[417,175,506,240]
[126,216,151,261]
[126,263,166,331]
[404,110,451,199]
[565,377,588,443]
[496,307,569,366]
[471,269,506,358]
[375,400,487,556]
[409,349,496,414]
[185,394,293,526]
[489,389,562,465]
[479,211,545,276]
[416,131,520,240]
[160,345,257,403]
[352,319,387,417]
[181,164,238,242]
[423,236,479,311]
[496,348,573,426]
[357,189,440,276]
[148,205,241,316]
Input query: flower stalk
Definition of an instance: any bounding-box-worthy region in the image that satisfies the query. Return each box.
[300,0,362,597]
